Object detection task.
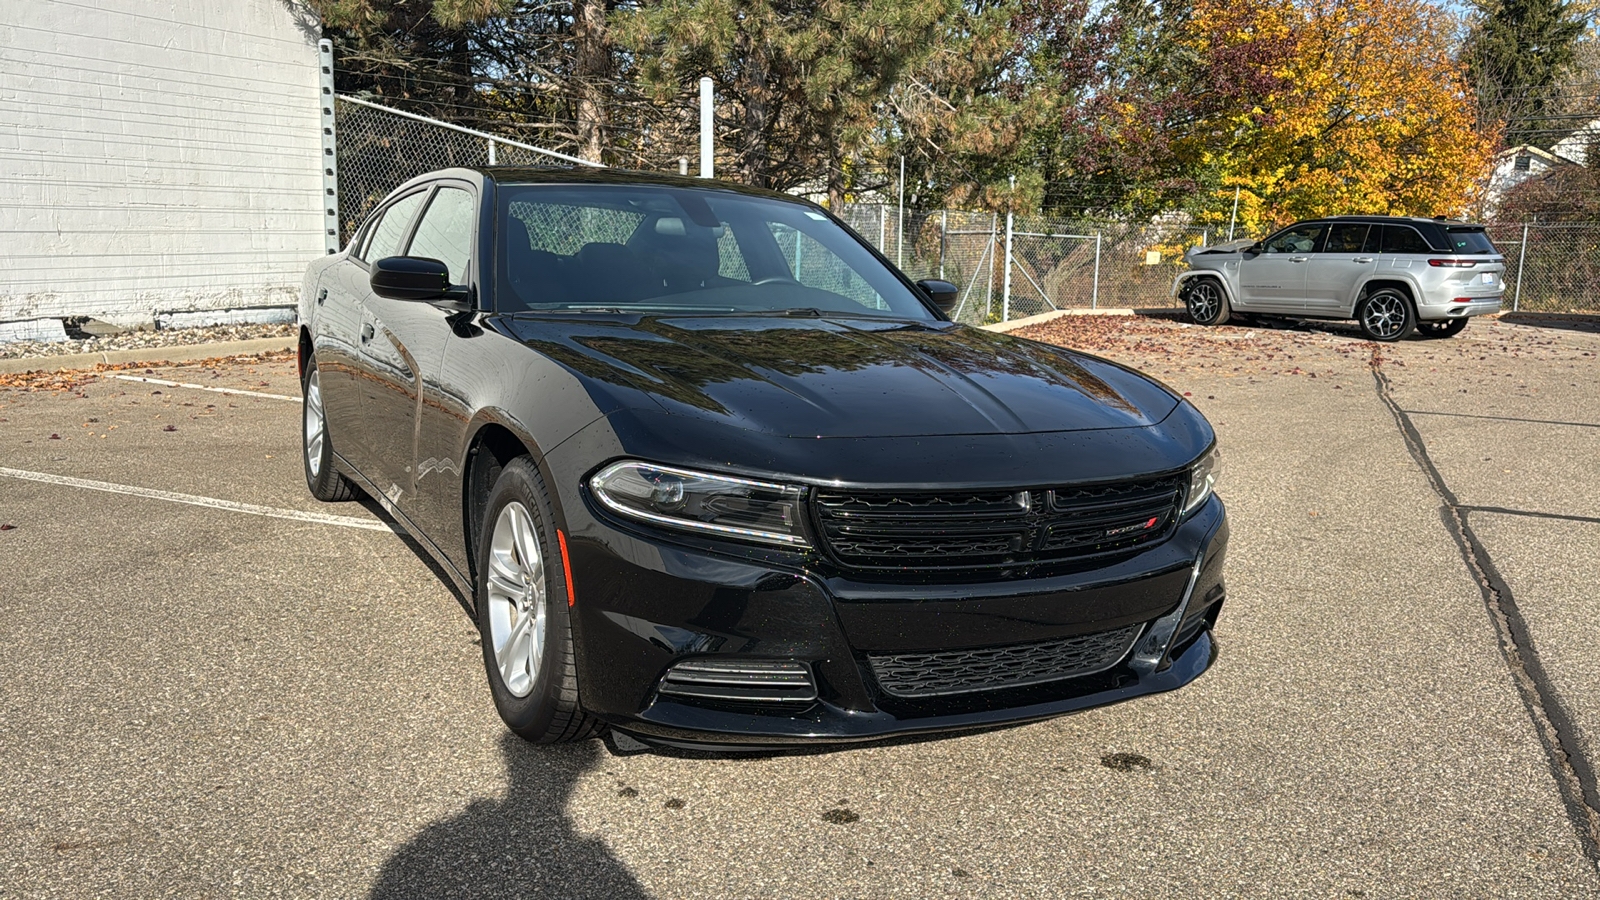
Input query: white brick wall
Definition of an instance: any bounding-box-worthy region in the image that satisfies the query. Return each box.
[0,0,324,327]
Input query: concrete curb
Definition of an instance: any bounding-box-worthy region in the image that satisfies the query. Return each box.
[0,337,295,375]
[979,307,1186,333]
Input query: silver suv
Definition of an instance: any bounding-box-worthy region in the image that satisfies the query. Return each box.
[1174,216,1505,341]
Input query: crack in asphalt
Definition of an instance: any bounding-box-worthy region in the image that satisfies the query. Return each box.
[1369,347,1600,869]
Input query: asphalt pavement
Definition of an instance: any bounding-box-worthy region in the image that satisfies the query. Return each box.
[1,315,1597,898]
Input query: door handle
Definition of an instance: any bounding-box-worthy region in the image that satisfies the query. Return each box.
[360,323,374,343]
[316,288,328,305]
[1288,257,1308,263]
[1353,257,1375,263]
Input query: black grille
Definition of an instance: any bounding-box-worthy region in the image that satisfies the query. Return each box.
[815,476,1183,575]
[868,625,1143,698]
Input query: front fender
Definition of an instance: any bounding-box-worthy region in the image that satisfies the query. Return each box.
[1172,269,1238,305]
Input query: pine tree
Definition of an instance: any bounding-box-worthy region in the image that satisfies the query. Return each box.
[1463,0,1587,148]
[616,0,958,204]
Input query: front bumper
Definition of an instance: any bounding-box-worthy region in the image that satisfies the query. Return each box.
[561,493,1229,749]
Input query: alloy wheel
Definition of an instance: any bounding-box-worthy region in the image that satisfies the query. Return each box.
[304,370,326,477]
[1362,293,1409,340]
[486,502,547,698]
[1186,282,1222,324]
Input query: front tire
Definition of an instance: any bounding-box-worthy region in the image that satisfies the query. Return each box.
[1183,277,1231,326]
[1357,288,1416,342]
[1416,318,1468,339]
[301,358,361,502]
[476,456,601,743]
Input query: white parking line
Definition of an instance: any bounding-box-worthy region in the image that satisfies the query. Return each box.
[0,466,391,532]
[111,374,302,403]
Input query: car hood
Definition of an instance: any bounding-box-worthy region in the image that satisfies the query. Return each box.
[501,314,1180,439]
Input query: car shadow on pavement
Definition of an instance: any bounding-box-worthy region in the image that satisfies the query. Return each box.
[1500,312,1600,334]
[368,735,652,900]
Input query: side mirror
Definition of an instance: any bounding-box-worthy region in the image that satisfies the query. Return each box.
[371,256,451,301]
[916,279,960,315]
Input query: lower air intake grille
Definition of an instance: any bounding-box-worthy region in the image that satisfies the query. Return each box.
[868,624,1143,699]
[657,659,818,705]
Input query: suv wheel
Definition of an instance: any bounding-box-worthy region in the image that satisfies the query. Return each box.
[1357,289,1416,342]
[1416,318,1468,339]
[1183,277,1231,326]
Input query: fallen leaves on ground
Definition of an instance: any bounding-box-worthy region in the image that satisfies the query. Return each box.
[0,350,295,394]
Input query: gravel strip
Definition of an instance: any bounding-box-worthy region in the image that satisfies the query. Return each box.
[0,323,295,360]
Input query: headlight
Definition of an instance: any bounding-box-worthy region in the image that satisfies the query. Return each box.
[1181,447,1220,516]
[589,461,809,548]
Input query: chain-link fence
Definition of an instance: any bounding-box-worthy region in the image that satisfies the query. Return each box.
[837,204,1209,324]
[1485,222,1600,313]
[333,96,595,243]
[328,102,1599,318]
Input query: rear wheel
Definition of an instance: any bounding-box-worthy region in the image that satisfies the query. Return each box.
[1416,318,1468,339]
[301,358,361,502]
[1357,288,1416,342]
[1182,277,1231,326]
[476,456,601,743]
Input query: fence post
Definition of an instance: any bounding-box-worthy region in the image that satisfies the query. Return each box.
[897,155,905,268]
[1514,223,1529,312]
[1002,192,1014,322]
[699,77,714,178]
[487,138,496,164]
[317,39,340,255]
[880,205,886,254]
[1092,232,1102,310]
[939,209,947,280]
[986,213,996,320]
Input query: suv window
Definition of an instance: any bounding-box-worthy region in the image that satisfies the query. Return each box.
[406,186,475,285]
[1376,225,1431,254]
[1323,223,1369,254]
[1442,227,1498,255]
[360,191,427,263]
[1262,223,1326,254]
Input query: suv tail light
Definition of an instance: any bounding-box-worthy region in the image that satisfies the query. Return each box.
[1428,259,1478,268]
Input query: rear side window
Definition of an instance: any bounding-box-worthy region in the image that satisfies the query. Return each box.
[1377,225,1431,254]
[1323,223,1369,254]
[360,191,427,263]
[1443,227,1498,255]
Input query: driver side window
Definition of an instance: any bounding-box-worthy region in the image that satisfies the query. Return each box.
[1262,224,1327,255]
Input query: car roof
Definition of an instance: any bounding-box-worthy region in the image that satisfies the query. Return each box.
[395,165,812,206]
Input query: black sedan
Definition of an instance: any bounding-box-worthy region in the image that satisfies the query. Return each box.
[298,167,1228,749]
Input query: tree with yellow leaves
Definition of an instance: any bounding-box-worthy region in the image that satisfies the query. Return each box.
[1169,0,1498,235]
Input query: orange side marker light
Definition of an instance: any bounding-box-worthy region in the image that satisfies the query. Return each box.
[557,529,576,607]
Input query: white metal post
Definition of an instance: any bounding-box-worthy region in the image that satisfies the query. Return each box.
[1092,232,1102,309]
[1514,223,1529,312]
[986,213,996,320]
[1002,177,1014,321]
[317,40,340,255]
[897,155,905,268]
[939,209,947,280]
[699,77,714,178]
[880,205,886,252]
[1227,187,1240,241]
[487,138,496,165]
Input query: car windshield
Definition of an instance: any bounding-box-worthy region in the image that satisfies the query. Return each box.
[1442,226,1498,255]
[495,184,935,319]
